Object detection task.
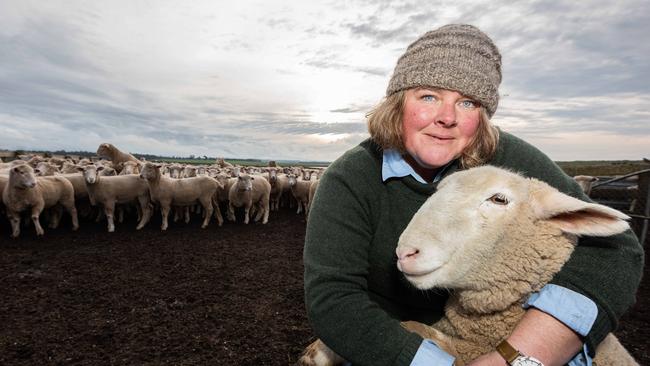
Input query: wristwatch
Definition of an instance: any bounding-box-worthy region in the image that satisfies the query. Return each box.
[496,340,545,366]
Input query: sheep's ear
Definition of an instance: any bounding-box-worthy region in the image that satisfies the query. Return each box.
[530,181,630,237]
[34,169,41,174]
[76,167,84,172]
[96,166,105,171]
[154,164,162,169]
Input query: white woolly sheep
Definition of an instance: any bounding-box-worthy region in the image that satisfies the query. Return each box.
[140,163,223,230]
[288,173,311,215]
[227,173,271,224]
[300,165,637,366]
[573,175,599,196]
[80,164,152,232]
[2,164,79,238]
[266,169,288,211]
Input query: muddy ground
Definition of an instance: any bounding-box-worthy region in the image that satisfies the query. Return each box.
[0,208,647,365]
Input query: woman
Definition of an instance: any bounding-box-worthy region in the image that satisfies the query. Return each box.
[302,24,643,366]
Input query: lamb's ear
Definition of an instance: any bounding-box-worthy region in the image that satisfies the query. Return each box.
[530,180,630,237]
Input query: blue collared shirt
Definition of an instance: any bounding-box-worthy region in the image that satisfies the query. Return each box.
[381,150,597,366]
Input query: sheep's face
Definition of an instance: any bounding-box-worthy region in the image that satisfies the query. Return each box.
[121,162,139,175]
[396,166,528,290]
[10,165,37,189]
[168,165,182,179]
[183,166,197,177]
[61,162,79,174]
[96,143,113,159]
[100,167,117,176]
[287,174,298,187]
[235,174,253,191]
[35,162,56,176]
[397,166,631,292]
[82,165,102,184]
[268,169,277,183]
[140,163,161,181]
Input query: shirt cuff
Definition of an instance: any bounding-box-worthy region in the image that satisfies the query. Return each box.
[524,284,598,366]
[524,283,597,336]
[410,339,455,366]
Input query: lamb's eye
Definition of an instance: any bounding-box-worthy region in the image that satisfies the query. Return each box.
[488,193,509,205]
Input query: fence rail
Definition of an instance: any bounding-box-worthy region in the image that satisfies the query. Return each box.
[589,169,650,245]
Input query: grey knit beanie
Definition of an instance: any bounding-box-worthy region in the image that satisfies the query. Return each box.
[386,24,502,117]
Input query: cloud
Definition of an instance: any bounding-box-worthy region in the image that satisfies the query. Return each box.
[0,0,647,162]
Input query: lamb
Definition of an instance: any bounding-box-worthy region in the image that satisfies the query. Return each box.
[96,143,140,174]
[213,173,236,222]
[299,165,637,366]
[140,162,223,230]
[288,173,311,215]
[227,173,271,224]
[2,164,79,238]
[573,175,598,195]
[80,164,152,232]
[266,168,288,211]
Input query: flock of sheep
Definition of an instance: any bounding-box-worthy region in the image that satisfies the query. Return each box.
[0,143,324,238]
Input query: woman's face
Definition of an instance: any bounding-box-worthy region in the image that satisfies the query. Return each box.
[402,88,481,169]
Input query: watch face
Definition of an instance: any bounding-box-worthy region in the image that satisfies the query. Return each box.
[512,356,544,366]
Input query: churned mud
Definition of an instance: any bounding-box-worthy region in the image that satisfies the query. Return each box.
[0,208,647,365]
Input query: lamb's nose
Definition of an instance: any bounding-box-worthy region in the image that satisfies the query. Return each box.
[396,246,419,261]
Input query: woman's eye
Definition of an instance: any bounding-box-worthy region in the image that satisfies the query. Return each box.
[421,94,435,102]
[460,100,479,109]
[488,193,509,205]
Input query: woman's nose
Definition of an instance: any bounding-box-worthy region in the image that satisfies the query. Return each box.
[435,102,457,126]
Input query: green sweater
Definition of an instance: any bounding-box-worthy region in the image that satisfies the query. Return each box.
[303,132,644,366]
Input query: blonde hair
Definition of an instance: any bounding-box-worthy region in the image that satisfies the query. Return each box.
[367,90,500,169]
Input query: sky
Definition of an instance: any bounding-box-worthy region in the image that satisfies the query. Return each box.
[0,0,648,162]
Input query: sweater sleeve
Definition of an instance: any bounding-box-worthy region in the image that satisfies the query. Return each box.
[494,132,645,354]
[303,151,424,366]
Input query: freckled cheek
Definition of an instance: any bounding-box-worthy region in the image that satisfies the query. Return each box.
[457,116,480,137]
[404,109,434,130]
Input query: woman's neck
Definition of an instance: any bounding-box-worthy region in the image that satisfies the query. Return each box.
[403,154,441,183]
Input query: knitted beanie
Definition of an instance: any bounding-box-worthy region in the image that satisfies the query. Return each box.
[386,24,502,117]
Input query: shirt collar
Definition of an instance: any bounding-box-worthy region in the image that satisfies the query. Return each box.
[382,149,454,184]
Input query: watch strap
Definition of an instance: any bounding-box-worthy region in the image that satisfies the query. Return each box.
[496,339,520,365]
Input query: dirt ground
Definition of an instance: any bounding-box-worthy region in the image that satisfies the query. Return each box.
[0,208,647,366]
